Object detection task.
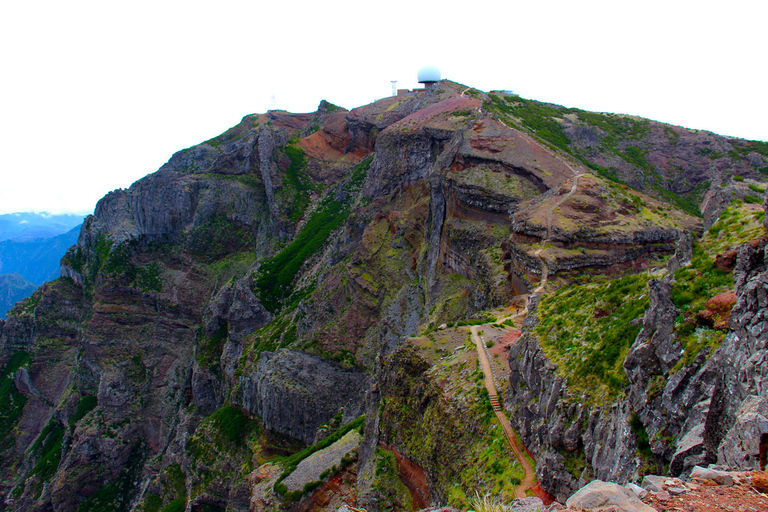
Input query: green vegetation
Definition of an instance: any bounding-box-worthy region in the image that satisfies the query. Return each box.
[139,464,187,512]
[621,146,653,171]
[77,440,146,512]
[0,352,31,452]
[273,415,365,497]
[749,184,766,194]
[186,214,257,262]
[184,405,263,503]
[484,94,708,216]
[187,405,260,460]
[668,204,765,369]
[371,446,411,511]
[135,263,162,292]
[255,157,372,312]
[30,420,65,482]
[282,144,313,222]
[468,491,506,512]
[70,395,98,430]
[562,449,590,481]
[197,323,228,375]
[486,95,570,151]
[534,273,652,399]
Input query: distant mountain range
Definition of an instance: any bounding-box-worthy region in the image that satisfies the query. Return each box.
[0,212,84,242]
[0,220,82,318]
[0,224,81,285]
[0,273,37,318]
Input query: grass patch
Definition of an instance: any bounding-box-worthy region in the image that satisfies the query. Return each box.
[282,144,313,222]
[197,323,228,375]
[534,273,652,400]
[186,214,257,262]
[70,395,97,430]
[187,405,260,462]
[30,420,65,482]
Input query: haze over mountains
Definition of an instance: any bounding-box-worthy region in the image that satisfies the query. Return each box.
[0,214,83,317]
[0,213,84,242]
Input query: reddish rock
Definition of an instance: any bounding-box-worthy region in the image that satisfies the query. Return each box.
[753,471,768,494]
[697,291,737,330]
[714,249,738,270]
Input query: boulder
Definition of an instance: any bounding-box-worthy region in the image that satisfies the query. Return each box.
[506,496,544,511]
[718,395,768,470]
[690,465,734,486]
[670,424,707,476]
[641,475,666,492]
[565,480,656,511]
[625,482,647,497]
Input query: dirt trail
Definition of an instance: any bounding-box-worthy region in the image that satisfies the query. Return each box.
[494,115,583,295]
[470,325,535,498]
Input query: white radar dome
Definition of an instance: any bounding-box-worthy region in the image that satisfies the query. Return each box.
[417,66,441,83]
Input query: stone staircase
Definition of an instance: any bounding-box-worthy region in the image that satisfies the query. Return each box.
[489,393,502,412]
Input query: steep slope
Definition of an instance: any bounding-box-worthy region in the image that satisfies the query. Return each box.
[0,80,765,512]
[506,199,768,503]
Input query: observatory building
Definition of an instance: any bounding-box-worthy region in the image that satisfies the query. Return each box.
[417,66,441,90]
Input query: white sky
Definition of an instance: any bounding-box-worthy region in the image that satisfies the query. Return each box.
[1,0,766,215]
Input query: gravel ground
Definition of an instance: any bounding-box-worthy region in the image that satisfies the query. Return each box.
[640,477,768,512]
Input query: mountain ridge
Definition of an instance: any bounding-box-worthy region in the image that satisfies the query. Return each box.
[0,80,766,511]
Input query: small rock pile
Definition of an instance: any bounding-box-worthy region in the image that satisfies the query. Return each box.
[639,466,768,512]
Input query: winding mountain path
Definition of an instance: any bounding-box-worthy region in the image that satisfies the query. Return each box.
[493,111,584,294]
[469,324,535,498]
[532,171,582,293]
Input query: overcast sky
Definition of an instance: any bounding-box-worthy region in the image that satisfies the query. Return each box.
[1,0,766,215]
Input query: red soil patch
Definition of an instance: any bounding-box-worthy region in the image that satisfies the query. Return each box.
[530,483,555,506]
[389,96,480,131]
[489,330,521,359]
[382,443,431,510]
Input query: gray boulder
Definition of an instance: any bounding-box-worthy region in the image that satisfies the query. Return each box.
[240,349,370,444]
[566,480,656,512]
[690,465,734,486]
[505,496,545,511]
[641,475,666,493]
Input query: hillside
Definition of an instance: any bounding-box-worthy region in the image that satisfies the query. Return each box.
[0,81,766,512]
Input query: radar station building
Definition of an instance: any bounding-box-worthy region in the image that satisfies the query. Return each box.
[417,66,441,90]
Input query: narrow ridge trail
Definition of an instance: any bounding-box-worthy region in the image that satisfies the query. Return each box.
[470,324,534,499]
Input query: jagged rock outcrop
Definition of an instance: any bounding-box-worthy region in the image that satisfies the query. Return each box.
[239,350,369,444]
[506,299,639,503]
[507,192,768,501]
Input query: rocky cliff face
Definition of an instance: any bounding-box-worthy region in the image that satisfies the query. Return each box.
[0,81,766,511]
[505,192,768,503]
